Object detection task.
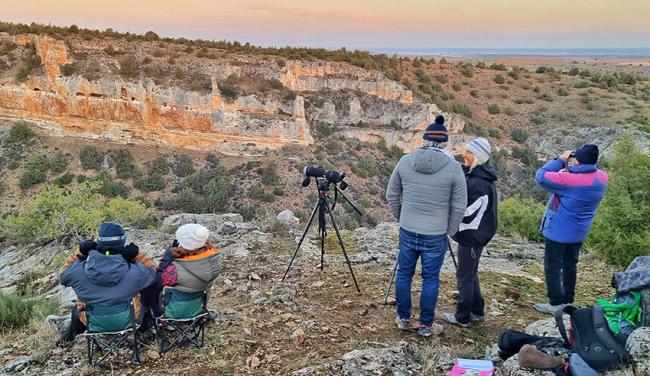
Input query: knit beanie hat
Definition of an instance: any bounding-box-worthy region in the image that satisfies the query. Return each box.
[97,222,127,250]
[423,115,449,143]
[465,138,492,165]
[176,224,210,251]
[574,144,599,165]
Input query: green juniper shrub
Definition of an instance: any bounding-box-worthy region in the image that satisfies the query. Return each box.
[173,155,194,177]
[504,107,517,116]
[111,149,134,179]
[53,172,74,187]
[19,154,49,189]
[450,102,473,118]
[510,127,529,143]
[487,104,501,114]
[498,196,545,241]
[134,173,166,192]
[50,151,68,173]
[494,74,506,84]
[588,138,650,266]
[511,146,538,167]
[119,55,139,78]
[261,164,279,186]
[148,156,170,175]
[488,128,501,138]
[4,121,36,145]
[452,83,462,91]
[79,146,103,170]
[92,170,130,198]
[489,63,507,71]
[248,184,275,202]
[491,148,509,176]
[237,205,257,221]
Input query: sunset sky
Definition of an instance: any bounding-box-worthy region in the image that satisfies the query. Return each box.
[3,0,650,50]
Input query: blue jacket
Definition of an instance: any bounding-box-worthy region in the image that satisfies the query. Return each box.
[60,250,156,306]
[535,159,608,243]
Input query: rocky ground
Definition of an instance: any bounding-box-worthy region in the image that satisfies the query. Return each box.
[0,213,648,375]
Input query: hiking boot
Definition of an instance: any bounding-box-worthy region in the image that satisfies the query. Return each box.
[470,313,485,322]
[441,312,470,328]
[395,316,412,331]
[417,323,444,337]
[534,302,566,315]
[518,344,564,370]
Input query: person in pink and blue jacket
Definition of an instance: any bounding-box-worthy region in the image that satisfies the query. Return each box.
[533,144,608,315]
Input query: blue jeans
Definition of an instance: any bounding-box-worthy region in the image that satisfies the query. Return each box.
[395,228,447,325]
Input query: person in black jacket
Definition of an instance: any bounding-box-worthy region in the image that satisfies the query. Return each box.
[442,138,498,327]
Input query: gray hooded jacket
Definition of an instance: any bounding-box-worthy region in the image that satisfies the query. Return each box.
[386,147,467,235]
[173,252,222,293]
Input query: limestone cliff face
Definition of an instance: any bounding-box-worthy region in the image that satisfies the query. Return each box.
[0,34,465,154]
[281,61,413,104]
[0,35,313,153]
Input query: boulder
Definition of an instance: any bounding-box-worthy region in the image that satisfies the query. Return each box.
[496,355,555,376]
[294,341,421,375]
[276,210,299,225]
[161,213,244,232]
[350,222,399,264]
[526,317,569,338]
[627,327,650,375]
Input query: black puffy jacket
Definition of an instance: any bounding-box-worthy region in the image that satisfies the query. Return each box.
[452,163,498,247]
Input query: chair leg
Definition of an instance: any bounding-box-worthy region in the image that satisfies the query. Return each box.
[132,329,140,363]
[87,337,94,366]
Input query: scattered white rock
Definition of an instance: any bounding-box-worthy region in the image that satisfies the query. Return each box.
[276,210,299,225]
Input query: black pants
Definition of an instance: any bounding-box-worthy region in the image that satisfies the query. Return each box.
[455,244,485,324]
[544,238,582,306]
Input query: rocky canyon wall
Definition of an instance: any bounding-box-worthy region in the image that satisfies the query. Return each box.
[0,35,313,154]
[0,34,464,154]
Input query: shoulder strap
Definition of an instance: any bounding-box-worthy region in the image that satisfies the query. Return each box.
[554,305,577,345]
[592,305,628,356]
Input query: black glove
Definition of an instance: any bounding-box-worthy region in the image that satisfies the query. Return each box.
[79,240,97,257]
[120,242,140,262]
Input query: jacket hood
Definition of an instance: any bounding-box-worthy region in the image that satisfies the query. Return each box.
[410,147,454,174]
[176,252,221,283]
[470,164,498,181]
[84,250,128,286]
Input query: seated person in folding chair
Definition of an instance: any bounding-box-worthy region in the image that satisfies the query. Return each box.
[58,222,157,345]
[156,223,222,318]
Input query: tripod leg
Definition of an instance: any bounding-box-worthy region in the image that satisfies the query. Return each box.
[282,202,319,282]
[447,241,458,270]
[325,206,361,293]
[320,227,325,271]
[383,258,398,305]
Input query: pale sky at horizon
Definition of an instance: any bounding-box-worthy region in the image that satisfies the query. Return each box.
[3,0,650,50]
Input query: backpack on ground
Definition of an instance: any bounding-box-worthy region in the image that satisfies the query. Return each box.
[497,329,569,360]
[554,305,631,371]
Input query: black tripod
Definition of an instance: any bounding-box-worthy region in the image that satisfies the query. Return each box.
[281,178,362,293]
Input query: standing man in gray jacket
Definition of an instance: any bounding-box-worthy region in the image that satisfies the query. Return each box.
[386,115,467,336]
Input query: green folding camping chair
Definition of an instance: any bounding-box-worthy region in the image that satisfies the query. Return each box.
[81,301,142,368]
[154,288,210,357]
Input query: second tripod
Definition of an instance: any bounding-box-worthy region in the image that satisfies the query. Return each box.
[281,177,362,293]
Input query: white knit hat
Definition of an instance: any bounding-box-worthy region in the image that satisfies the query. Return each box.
[176,224,210,251]
[465,138,492,165]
